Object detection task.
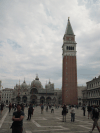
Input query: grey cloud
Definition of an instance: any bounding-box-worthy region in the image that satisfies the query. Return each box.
[7,39,21,49]
[0,0,100,89]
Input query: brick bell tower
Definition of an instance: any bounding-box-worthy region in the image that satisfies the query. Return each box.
[62,18,78,105]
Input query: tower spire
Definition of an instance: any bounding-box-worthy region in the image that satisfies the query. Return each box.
[65,17,74,35]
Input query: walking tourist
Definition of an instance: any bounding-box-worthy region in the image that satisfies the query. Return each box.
[51,105,54,113]
[89,105,100,133]
[11,104,24,133]
[70,105,75,122]
[9,103,12,113]
[41,104,44,114]
[62,104,68,122]
[27,104,33,120]
[12,103,14,110]
[32,104,35,115]
[1,103,4,114]
[46,105,48,112]
[82,104,86,116]
[87,104,92,119]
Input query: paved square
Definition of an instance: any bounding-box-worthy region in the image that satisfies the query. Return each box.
[0,106,100,133]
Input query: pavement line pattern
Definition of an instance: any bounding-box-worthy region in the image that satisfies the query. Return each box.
[56,117,71,121]
[25,114,69,130]
[26,131,32,133]
[78,125,91,129]
[31,119,41,127]
[25,114,41,127]
[0,110,9,128]
[40,125,69,129]
[32,118,47,120]
[75,119,92,125]
[28,129,70,132]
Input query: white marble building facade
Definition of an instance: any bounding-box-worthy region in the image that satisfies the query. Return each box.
[82,75,100,105]
[1,88,13,104]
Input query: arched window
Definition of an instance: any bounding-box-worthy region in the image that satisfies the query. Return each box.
[69,46,70,50]
[71,47,72,50]
[67,46,69,50]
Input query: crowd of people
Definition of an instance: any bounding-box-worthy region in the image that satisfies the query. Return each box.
[1,102,100,133]
[61,103,100,133]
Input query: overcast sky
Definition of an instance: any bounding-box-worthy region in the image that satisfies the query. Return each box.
[0,0,100,89]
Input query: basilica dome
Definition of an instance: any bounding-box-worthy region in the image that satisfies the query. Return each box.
[31,75,43,88]
[21,80,27,88]
[45,81,51,89]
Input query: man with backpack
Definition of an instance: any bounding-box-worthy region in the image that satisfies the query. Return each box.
[89,105,100,133]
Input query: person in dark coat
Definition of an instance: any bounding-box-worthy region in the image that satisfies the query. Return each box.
[1,103,4,114]
[27,104,33,120]
[82,104,86,116]
[87,104,92,119]
[11,104,24,133]
[89,105,100,133]
[62,104,67,122]
[9,103,12,113]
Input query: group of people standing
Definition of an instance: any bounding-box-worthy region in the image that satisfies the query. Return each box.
[62,103,100,133]
[62,104,75,122]
[41,104,55,114]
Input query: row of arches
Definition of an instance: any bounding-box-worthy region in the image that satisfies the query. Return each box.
[16,95,56,104]
[66,46,74,50]
[16,96,27,103]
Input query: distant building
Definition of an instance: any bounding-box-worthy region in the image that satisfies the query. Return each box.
[77,86,86,106]
[62,18,78,105]
[1,88,13,104]
[0,90,1,103]
[82,75,100,105]
[11,75,61,105]
[54,89,62,104]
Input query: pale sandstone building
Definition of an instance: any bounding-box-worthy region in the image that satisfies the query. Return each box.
[82,75,100,105]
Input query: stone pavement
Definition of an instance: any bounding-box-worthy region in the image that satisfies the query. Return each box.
[0,106,100,133]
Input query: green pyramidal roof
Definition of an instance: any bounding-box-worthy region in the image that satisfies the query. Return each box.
[65,18,74,35]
